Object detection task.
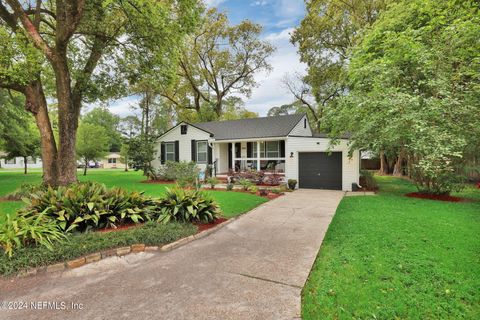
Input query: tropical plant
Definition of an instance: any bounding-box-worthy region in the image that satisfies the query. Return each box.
[155,188,221,224]
[226,183,234,191]
[0,211,65,257]
[20,182,155,232]
[2,183,46,201]
[239,178,254,191]
[206,177,220,189]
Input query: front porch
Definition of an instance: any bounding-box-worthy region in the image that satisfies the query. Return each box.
[213,139,286,177]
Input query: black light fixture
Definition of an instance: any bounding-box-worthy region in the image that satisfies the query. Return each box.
[290,152,294,158]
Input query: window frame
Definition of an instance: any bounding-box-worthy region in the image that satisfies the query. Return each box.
[165,142,176,162]
[196,140,208,164]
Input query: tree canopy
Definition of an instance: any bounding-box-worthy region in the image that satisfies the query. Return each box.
[325,0,480,193]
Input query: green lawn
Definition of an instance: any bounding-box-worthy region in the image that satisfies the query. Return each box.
[0,169,267,220]
[302,177,480,319]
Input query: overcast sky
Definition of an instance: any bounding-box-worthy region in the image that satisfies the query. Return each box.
[102,0,307,117]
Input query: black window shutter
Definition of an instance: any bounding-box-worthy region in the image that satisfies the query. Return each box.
[247,142,252,158]
[235,143,241,158]
[191,140,196,162]
[280,140,285,157]
[208,144,213,164]
[160,142,166,164]
[228,143,232,169]
[174,141,180,162]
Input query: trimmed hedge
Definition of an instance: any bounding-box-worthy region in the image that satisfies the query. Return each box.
[0,222,196,276]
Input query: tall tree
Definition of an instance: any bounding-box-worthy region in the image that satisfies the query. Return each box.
[76,123,109,176]
[0,0,201,186]
[160,8,274,117]
[292,0,390,129]
[325,0,480,194]
[82,106,122,152]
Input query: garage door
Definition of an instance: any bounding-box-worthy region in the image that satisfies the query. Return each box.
[298,152,342,190]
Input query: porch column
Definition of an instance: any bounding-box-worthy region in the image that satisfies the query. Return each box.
[256,141,261,171]
[231,143,235,172]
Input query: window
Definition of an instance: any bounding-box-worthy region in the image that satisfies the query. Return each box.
[5,158,16,164]
[165,142,175,161]
[196,141,208,163]
[304,118,307,128]
[108,158,117,164]
[180,124,188,135]
[266,141,279,157]
[252,141,279,158]
[26,157,36,164]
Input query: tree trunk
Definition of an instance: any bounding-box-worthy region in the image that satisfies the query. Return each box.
[379,151,389,175]
[393,149,405,176]
[24,81,58,186]
[52,53,79,186]
[23,156,27,174]
[84,160,88,176]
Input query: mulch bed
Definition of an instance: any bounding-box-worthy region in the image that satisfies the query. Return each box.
[194,217,228,232]
[97,223,140,233]
[405,192,472,203]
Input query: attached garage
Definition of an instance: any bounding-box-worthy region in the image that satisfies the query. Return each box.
[298,152,343,190]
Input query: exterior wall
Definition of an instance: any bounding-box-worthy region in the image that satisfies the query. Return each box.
[152,123,212,171]
[285,137,360,191]
[0,157,43,169]
[288,114,312,137]
[102,153,124,169]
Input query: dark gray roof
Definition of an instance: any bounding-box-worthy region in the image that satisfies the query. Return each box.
[194,114,306,140]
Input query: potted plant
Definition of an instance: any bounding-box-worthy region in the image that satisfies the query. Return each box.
[287,179,297,190]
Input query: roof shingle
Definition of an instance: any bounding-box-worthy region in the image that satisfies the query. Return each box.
[194,114,305,140]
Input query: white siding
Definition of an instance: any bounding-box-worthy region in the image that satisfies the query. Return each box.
[0,157,43,169]
[152,124,212,171]
[285,137,360,191]
[288,114,312,136]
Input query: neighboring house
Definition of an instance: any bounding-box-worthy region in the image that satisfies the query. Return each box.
[0,151,43,169]
[152,114,360,191]
[102,153,124,169]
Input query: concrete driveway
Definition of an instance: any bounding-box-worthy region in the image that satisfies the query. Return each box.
[0,189,344,320]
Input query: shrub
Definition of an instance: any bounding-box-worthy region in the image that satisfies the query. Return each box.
[2,183,47,201]
[155,187,221,224]
[263,173,283,186]
[154,161,199,187]
[0,212,65,257]
[239,178,254,191]
[0,222,196,276]
[258,189,269,196]
[360,170,378,191]
[20,182,156,233]
[206,177,220,189]
[231,170,265,185]
[248,185,258,193]
[270,188,282,194]
[411,157,465,195]
[287,179,297,190]
[226,183,234,191]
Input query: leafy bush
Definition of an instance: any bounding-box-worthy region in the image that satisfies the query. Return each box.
[287,179,297,190]
[206,177,220,189]
[270,188,282,194]
[20,182,156,233]
[248,185,258,193]
[360,170,378,191]
[2,183,47,201]
[0,212,65,257]
[239,178,254,191]
[0,222,196,276]
[226,183,234,191]
[154,161,199,188]
[155,187,221,224]
[230,170,265,185]
[411,156,465,195]
[263,173,283,186]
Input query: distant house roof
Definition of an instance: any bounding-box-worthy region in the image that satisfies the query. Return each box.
[194,113,306,140]
[105,153,121,158]
[312,132,352,139]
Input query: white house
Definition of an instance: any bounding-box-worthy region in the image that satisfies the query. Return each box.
[152,114,360,191]
[101,152,124,169]
[0,152,43,169]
